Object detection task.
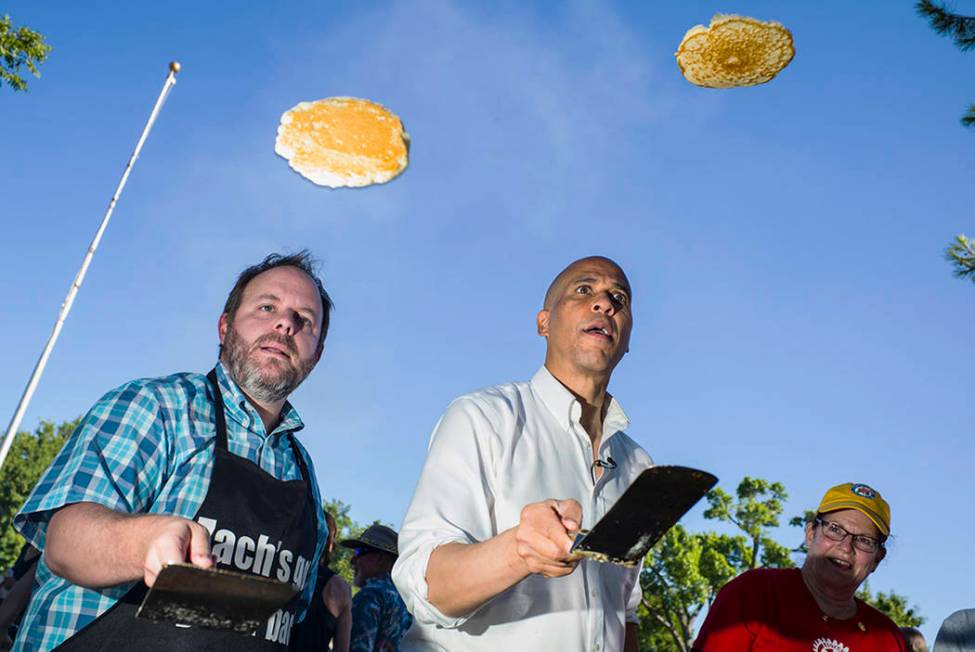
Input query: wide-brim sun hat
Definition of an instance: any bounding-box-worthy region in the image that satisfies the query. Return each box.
[339,524,399,556]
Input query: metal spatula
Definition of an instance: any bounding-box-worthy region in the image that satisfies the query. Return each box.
[136,563,297,634]
[571,465,718,567]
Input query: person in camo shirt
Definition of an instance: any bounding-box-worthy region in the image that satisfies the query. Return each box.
[340,525,412,652]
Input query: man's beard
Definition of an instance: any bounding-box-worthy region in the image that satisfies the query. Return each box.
[221,325,315,404]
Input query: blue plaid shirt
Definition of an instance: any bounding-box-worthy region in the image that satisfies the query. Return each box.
[12,362,327,651]
[350,573,413,652]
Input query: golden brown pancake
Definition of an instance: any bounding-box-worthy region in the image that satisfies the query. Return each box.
[676,14,795,88]
[275,97,409,188]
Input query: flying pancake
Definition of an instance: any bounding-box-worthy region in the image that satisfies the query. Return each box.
[676,14,795,88]
[275,97,410,188]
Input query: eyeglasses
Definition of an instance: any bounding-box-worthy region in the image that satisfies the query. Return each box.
[814,518,884,553]
[353,547,378,559]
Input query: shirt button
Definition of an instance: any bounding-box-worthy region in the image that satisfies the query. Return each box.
[594,644,601,651]
[591,590,597,598]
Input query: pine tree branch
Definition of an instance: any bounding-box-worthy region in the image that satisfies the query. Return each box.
[962,104,975,127]
[946,234,975,282]
[916,0,975,51]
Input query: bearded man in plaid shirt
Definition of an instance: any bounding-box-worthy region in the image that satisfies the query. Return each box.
[12,252,332,652]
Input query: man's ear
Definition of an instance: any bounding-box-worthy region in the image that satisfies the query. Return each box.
[218,313,229,345]
[804,521,815,549]
[536,309,550,337]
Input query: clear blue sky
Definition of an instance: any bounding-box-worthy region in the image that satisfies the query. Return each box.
[2,1,973,643]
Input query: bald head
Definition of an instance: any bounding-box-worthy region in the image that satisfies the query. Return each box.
[543,256,631,310]
[537,255,633,394]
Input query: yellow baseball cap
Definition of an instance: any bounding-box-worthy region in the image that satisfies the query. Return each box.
[816,482,890,536]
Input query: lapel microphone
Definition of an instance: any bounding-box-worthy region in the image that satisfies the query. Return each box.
[590,456,617,483]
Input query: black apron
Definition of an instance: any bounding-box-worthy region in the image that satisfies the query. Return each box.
[54,370,319,651]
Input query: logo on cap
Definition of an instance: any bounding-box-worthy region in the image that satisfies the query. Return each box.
[850,483,876,499]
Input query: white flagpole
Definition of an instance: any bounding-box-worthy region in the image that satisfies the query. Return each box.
[0,61,182,471]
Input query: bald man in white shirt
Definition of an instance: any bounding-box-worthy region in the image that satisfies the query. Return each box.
[393,256,653,652]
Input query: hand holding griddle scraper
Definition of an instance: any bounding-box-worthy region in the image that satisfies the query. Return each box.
[137,563,297,634]
[570,465,718,567]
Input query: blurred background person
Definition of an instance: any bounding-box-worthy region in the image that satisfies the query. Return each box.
[934,608,975,652]
[340,525,411,652]
[0,545,40,650]
[291,510,352,651]
[900,626,928,652]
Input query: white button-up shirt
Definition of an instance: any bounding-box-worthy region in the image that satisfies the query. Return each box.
[392,366,654,652]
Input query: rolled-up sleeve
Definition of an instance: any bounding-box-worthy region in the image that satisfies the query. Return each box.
[14,381,167,550]
[392,397,499,629]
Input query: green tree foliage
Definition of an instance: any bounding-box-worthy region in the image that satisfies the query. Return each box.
[703,477,794,569]
[857,583,926,627]
[322,497,360,587]
[0,14,52,92]
[638,477,795,651]
[0,419,76,569]
[638,527,749,652]
[320,498,391,590]
[946,234,975,283]
[916,1,975,127]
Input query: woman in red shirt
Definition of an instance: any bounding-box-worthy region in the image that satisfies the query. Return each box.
[693,482,906,652]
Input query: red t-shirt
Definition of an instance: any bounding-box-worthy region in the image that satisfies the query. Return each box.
[692,568,906,652]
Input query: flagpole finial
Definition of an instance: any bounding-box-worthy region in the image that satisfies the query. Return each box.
[169,61,181,74]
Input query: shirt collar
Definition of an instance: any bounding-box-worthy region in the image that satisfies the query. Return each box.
[214,361,305,436]
[530,365,630,437]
